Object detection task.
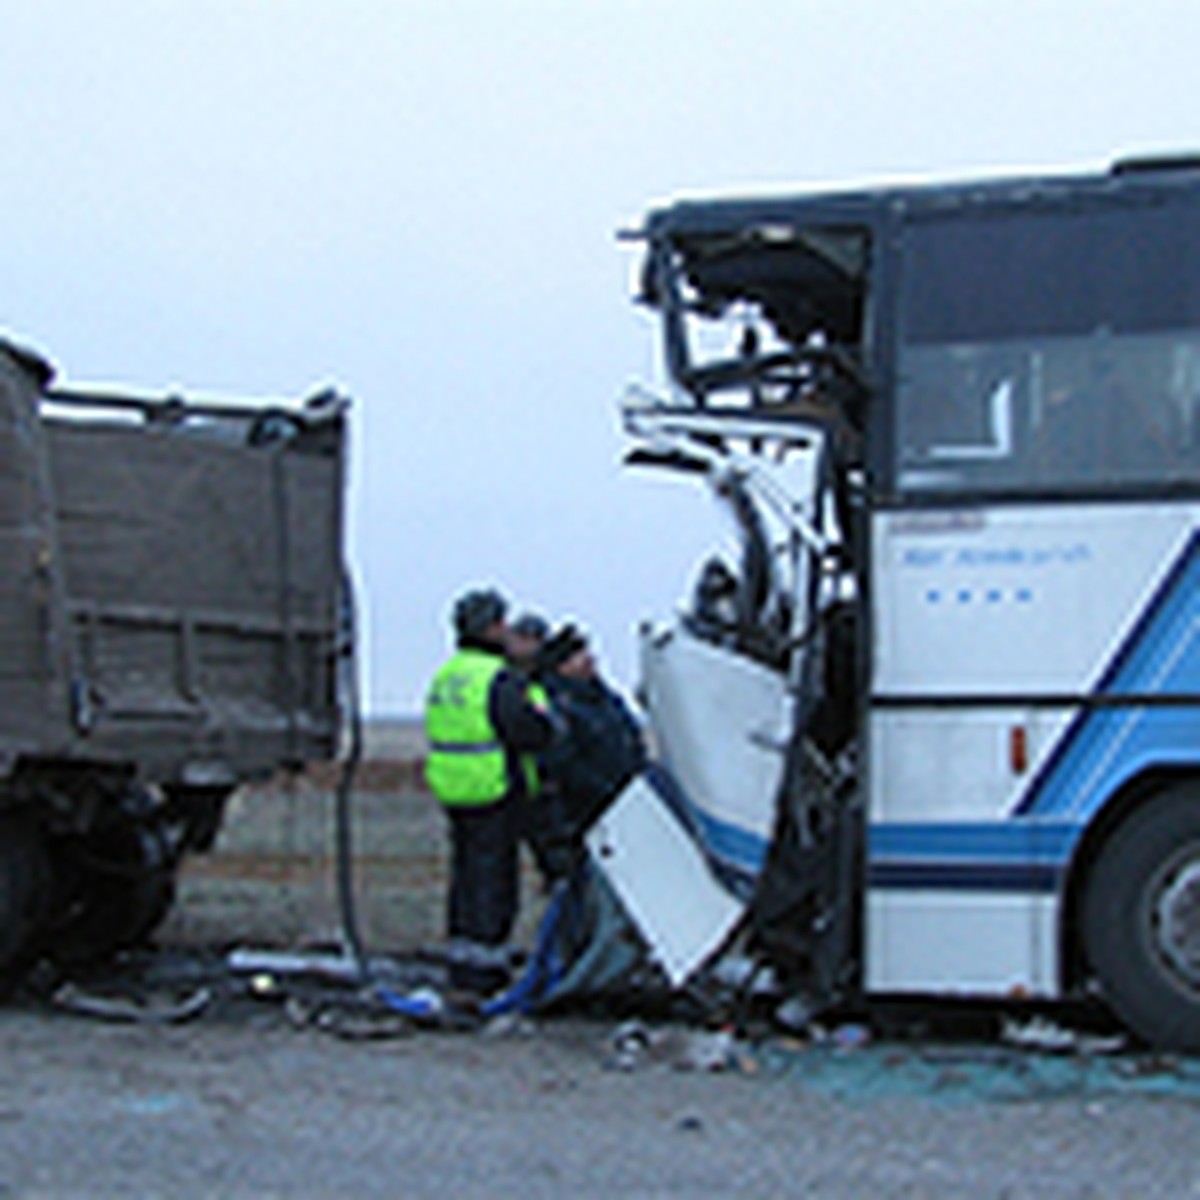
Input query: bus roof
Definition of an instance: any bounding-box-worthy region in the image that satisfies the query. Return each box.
[637,154,1200,241]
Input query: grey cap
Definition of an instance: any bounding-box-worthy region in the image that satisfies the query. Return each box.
[452,588,507,639]
[510,612,549,640]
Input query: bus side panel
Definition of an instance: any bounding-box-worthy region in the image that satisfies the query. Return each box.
[866,890,1059,996]
[865,502,1199,996]
[874,505,1195,702]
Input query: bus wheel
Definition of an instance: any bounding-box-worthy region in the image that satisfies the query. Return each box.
[1083,785,1200,1051]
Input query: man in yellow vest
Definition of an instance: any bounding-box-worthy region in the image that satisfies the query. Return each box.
[424,587,556,995]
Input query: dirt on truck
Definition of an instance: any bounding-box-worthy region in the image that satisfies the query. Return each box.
[0,339,349,976]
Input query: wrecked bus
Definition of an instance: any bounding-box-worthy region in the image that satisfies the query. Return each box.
[604,157,1200,1049]
[0,341,348,974]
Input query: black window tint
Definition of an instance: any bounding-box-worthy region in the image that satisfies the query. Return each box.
[895,195,1200,494]
[902,197,1200,344]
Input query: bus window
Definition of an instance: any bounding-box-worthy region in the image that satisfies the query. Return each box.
[896,343,1024,490]
[896,199,1200,496]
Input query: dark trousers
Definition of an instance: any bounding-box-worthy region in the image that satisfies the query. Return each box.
[445,793,520,951]
[520,786,577,886]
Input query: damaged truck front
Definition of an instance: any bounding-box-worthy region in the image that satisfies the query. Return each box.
[0,341,348,974]
[601,159,1200,1049]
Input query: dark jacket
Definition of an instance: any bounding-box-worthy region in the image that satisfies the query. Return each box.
[542,674,645,831]
[462,634,555,799]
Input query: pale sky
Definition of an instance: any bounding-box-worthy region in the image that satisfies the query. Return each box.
[4,0,1198,711]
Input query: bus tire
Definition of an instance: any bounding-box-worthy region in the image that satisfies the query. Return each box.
[1082,785,1200,1051]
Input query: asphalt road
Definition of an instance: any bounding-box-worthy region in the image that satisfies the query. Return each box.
[4,996,1200,1199]
[2,779,1199,1198]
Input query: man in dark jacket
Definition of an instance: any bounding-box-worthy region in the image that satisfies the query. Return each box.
[424,587,555,994]
[536,625,646,851]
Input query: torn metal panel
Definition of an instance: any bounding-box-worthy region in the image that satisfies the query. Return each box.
[639,627,790,892]
[559,392,847,1000]
[568,619,796,994]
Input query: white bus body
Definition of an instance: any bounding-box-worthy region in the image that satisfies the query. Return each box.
[616,156,1200,1048]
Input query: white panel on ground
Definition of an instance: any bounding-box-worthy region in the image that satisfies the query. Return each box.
[587,773,744,987]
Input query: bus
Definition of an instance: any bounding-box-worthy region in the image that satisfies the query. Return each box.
[613,155,1200,1049]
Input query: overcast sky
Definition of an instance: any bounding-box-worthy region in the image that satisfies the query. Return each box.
[4,1,1197,712]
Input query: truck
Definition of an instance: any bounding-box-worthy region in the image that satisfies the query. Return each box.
[591,155,1200,1049]
[0,340,348,974]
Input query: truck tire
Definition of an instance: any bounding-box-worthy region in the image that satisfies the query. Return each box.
[1082,784,1200,1051]
[0,813,50,976]
[51,816,176,965]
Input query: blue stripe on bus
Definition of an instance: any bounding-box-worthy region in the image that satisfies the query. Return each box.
[870,820,1077,859]
[867,821,1076,893]
[1014,531,1200,818]
[869,861,1062,893]
[647,762,1083,898]
[642,762,768,894]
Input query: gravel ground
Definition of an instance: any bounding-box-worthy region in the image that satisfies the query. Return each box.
[163,769,462,953]
[2,774,1199,1198]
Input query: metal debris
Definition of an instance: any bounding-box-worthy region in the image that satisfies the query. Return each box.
[50,981,213,1024]
[604,1019,752,1073]
[1000,1015,1126,1056]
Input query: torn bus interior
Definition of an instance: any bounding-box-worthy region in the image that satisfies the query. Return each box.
[518,206,875,1019]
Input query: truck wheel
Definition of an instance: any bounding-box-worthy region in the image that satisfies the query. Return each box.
[0,814,50,975]
[52,817,176,965]
[1082,784,1200,1051]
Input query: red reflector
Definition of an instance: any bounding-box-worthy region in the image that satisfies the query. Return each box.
[1010,725,1029,774]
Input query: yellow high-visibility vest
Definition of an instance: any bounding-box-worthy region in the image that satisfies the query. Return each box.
[424,649,507,806]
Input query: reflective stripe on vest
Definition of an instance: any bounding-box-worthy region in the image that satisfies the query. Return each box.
[522,680,550,798]
[424,649,508,805]
[428,738,503,755]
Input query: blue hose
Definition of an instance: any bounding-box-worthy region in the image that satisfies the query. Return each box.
[372,878,573,1022]
[479,880,570,1017]
[372,985,444,1021]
